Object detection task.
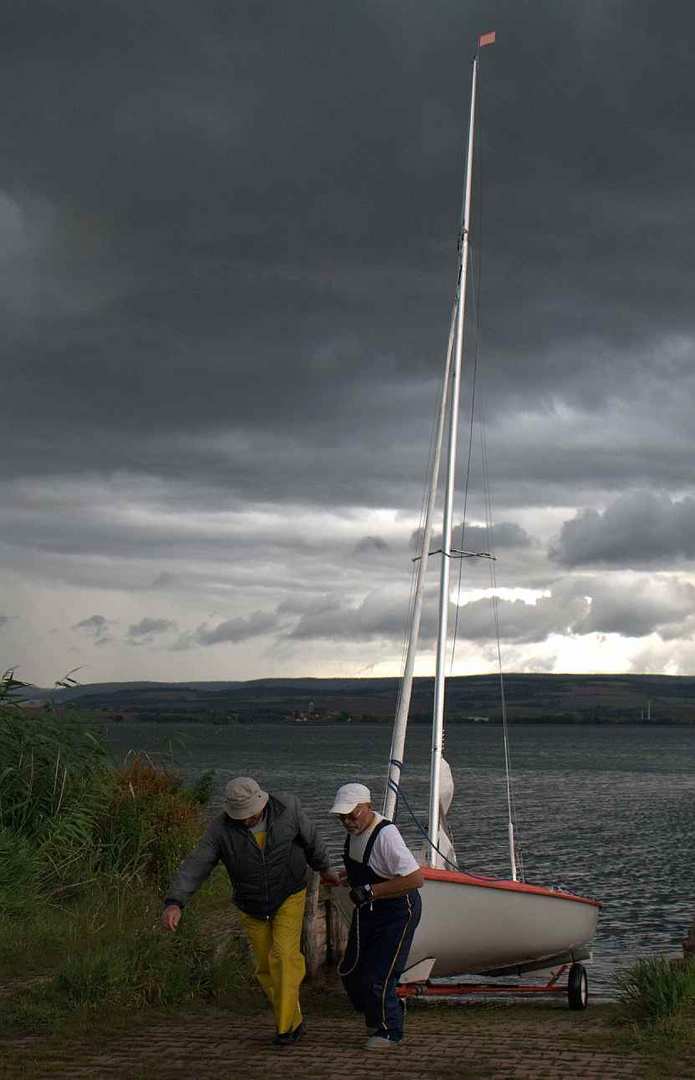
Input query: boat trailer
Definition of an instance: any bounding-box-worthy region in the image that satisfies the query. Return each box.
[397,950,591,1010]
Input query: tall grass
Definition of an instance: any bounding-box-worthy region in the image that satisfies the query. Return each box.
[0,671,249,1033]
[1,670,110,895]
[98,755,205,888]
[1,670,211,897]
[53,904,244,1010]
[0,826,42,914]
[617,956,695,1021]
[0,887,252,1036]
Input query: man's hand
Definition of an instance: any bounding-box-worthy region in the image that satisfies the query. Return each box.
[322,869,344,886]
[348,884,373,906]
[161,904,182,931]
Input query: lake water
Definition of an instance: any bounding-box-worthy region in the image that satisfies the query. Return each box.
[101,720,695,996]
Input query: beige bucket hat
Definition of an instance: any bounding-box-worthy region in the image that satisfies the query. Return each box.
[224,776,269,819]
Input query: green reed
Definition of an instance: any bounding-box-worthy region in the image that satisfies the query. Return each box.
[617,956,695,1021]
[0,671,247,1035]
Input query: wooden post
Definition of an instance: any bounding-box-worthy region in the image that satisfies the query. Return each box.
[301,871,327,978]
[301,872,349,976]
[326,886,349,964]
[684,920,695,961]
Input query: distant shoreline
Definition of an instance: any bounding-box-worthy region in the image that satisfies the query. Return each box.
[15,672,695,726]
[89,715,695,727]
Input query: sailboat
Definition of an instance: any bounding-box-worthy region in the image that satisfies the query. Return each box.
[331,32,600,1007]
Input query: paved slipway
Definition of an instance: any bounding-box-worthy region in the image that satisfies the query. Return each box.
[2,1004,691,1080]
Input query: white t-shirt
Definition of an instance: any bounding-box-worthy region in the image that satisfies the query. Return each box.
[347,813,420,879]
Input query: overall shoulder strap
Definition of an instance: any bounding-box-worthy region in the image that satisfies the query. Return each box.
[362,818,391,865]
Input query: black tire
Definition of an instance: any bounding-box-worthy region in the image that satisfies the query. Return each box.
[568,963,588,1010]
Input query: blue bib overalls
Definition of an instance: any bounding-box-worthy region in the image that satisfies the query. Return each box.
[339,820,422,1042]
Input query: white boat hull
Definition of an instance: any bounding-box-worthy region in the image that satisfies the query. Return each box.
[333,868,600,980]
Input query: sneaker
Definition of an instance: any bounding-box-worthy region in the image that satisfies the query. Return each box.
[365,1034,401,1050]
[272,1021,306,1047]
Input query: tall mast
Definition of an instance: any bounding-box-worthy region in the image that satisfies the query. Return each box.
[383,304,457,820]
[427,52,479,866]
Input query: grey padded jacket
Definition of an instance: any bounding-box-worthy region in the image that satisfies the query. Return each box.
[164,792,330,919]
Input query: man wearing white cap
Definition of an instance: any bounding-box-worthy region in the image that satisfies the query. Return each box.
[329,782,423,1050]
[163,776,340,1046]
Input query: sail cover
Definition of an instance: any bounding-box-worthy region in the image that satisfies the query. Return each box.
[436,756,457,869]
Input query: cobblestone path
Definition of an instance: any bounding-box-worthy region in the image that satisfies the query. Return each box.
[2,1007,684,1080]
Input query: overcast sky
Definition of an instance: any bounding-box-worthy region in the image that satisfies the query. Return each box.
[3,0,695,687]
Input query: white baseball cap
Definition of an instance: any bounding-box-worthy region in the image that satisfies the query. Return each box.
[329,782,371,814]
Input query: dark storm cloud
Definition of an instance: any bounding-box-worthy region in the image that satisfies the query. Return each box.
[0,476,351,564]
[576,576,695,638]
[463,576,695,644]
[457,595,575,644]
[283,585,559,644]
[73,615,109,633]
[3,0,695,516]
[127,617,176,643]
[354,536,390,556]
[287,588,418,643]
[151,572,176,589]
[73,614,112,644]
[283,572,695,647]
[4,0,695,682]
[173,611,277,650]
[0,477,416,607]
[552,492,695,567]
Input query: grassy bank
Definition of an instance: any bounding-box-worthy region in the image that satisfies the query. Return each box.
[0,672,251,1037]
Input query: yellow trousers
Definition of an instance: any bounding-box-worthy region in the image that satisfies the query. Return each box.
[238,888,306,1034]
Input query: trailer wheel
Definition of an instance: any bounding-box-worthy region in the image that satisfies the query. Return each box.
[568,963,588,1010]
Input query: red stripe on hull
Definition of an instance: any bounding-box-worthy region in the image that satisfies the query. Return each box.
[422,867,601,908]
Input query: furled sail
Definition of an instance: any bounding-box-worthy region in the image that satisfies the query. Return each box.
[435,756,457,869]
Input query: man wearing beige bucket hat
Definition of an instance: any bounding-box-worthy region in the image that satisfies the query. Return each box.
[163,776,340,1046]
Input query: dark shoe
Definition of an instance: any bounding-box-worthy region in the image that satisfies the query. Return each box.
[272,1021,306,1047]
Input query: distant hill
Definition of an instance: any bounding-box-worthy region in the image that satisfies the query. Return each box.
[13,673,695,724]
